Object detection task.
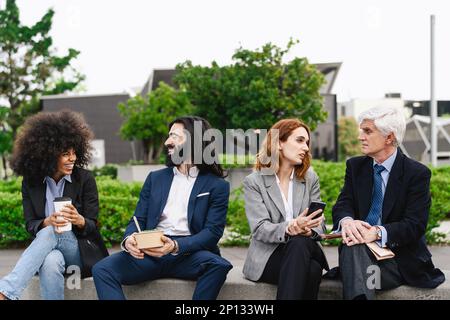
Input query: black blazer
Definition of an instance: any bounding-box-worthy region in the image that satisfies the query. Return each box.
[332,149,445,288]
[22,167,108,277]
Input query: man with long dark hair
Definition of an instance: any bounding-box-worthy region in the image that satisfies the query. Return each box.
[93,116,232,300]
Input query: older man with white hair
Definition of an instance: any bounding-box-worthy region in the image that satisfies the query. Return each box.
[331,105,445,300]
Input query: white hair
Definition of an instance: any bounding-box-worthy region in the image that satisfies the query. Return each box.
[358,106,406,147]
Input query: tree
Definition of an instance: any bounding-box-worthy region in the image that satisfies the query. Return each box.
[0,0,84,140]
[338,116,361,161]
[0,106,12,179]
[174,39,327,131]
[118,82,194,164]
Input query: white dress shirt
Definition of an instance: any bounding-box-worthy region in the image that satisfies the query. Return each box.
[121,166,198,252]
[156,166,199,236]
[275,169,294,222]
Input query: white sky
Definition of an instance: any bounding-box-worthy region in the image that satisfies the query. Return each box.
[9,0,450,102]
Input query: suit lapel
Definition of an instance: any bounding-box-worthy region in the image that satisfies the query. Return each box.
[159,169,175,215]
[29,183,46,219]
[357,158,374,220]
[187,174,209,226]
[263,174,286,219]
[63,177,79,204]
[382,150,403,223]
[293,177,306,218]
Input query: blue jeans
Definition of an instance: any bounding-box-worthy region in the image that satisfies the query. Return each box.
[0,226,82,300]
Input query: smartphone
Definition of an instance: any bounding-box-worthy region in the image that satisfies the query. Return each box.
[306,201,326,217]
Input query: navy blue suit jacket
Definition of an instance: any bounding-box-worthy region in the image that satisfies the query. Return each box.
[123,167,230,256]
[332,149,445,288]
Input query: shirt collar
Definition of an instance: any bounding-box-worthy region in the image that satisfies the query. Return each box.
[275,169,295,184]
[43,174,72,184]
[173,166,199,178]
[373,149,397,173]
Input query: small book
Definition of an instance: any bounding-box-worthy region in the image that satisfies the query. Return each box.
[319,232,342,240]
[366,241,395,261]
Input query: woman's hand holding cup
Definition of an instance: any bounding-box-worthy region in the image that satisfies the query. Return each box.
[44,212,71,233]
[59,204,85,228]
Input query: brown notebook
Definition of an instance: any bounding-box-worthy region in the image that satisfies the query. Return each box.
[366,241,395,260]
[319,233,342,240]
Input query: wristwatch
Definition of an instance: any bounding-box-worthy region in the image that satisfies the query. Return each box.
[376,227,382,240]
[170,240,179,256]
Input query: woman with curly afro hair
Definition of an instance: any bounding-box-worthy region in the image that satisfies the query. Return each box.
[0,110,108,300]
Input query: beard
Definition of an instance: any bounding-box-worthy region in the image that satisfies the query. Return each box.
[165,143,190,167]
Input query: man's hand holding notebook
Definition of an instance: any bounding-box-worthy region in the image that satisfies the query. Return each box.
[319,232,395,260]
[366,241,395,260]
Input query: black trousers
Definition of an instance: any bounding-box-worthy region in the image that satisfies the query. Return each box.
[339,244,404,300]
[259,236,327,300]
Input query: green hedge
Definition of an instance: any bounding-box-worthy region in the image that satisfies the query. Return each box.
[92,164,119,179]
[0,177,143,248]
[0,162,449,248]
[95,177,142,246]
[222,161,450,246]
[0,191,29,246]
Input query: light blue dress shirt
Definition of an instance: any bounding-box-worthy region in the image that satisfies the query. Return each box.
[44,175,72,217]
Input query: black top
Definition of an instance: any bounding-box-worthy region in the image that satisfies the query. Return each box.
[22,167,99,238]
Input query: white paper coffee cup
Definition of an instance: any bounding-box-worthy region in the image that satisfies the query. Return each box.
[54,197,72,232]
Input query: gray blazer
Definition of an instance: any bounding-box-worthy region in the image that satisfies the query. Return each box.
[242,168,328,281]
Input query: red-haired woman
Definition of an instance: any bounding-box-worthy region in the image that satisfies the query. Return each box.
[243,119,329,300]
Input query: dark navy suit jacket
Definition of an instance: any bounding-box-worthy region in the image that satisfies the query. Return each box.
[123,167,230,256]
[332,149,445,288]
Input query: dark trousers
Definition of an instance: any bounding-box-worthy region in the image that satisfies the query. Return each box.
[339,244,404,300]
[259,236,327,300]
[92,249,232,300]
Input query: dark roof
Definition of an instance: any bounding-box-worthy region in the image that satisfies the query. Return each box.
[140,69,177,96]
[40,93,129,100]
[314,62,342,94]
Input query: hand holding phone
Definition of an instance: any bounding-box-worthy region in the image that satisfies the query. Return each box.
[291,201,326,236]
[306,201,326,217]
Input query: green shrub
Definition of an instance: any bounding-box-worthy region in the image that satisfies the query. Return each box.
[0,178,22,193]
[95,177,142,246]
[428,166,450,242]
[0,177,141,247]
[98,195,137,246]
[220,154,256,170]
[311,161,346,225]
[0,191,29,246]
[92,164,118,179]
[0,163,449,247]
[221,161,450,246]
[222,187,250,246]
[126,159,145,166]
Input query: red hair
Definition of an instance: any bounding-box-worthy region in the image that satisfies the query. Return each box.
[255,119,311,179]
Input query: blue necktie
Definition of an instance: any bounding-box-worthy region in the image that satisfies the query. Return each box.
[366,164,386,226]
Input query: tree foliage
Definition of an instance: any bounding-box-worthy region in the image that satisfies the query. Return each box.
[0,107,12,179]
[174,39,327,131]
[0,0,84,138]
[118,82,194,163]
[338,116,361,161]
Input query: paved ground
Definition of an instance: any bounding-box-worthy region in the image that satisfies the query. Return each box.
[1,245,449,278]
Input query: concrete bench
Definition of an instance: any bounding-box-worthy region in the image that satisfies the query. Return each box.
[21,267,450,300]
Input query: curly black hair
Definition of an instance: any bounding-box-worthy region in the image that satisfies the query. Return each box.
[10,109,94,183]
